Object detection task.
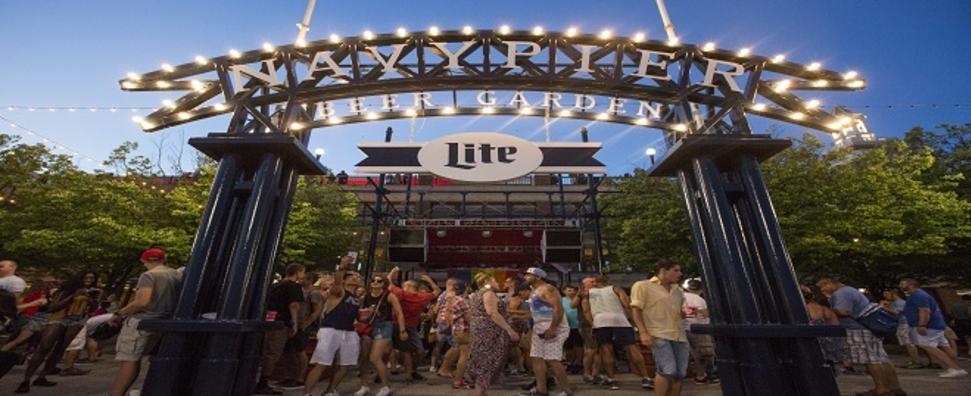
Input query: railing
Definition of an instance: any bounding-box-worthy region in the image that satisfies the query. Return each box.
[329,174,623,187]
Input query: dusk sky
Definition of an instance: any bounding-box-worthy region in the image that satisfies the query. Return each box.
[1,1,969,175]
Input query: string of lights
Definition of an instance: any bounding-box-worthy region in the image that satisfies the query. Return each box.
[0,114,105,168]
[4,105,156,113]
[3,102,969,118]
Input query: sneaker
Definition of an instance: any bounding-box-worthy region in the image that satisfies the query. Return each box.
[641,377,655,389]
[253,381,281,395]
[582,375,594,384]
[429,366,437,373]
[900,361,924,369]
[592,375,605,385]
[276,380,304,390]
[521,380,537,391]
[939,368,969,378]
[375,386,393,396]
[410,372,425,381]
[353,386,371,396]
[32,377,57,387]
[603,378,620,390]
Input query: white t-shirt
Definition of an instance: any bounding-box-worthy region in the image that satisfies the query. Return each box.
[589,286,632,328]
[682,292,709,331]
[0,275,27,295]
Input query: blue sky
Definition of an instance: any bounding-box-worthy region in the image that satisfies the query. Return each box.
[1,0,969,175]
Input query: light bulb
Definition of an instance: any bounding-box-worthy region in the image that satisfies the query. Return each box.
[462,25,475,35]
[161,63,175,72]
[532,26,544,35]
[702,42,716,52]
[396,27,408,38]
[807,62,822,71]
[632,32,646,43]
[362,30,375,40]
[329,33,341,43]
[228,49,242,58]
[737,47,752,57]
[262,42,275,52]
[194,56,208,65]
[598,29,612,40]
[843,70,858,80]
[498,25,511,35]
[646,147,657,156]
[428,26,441,36]
[565,26,579,37]
[771,54,786,63]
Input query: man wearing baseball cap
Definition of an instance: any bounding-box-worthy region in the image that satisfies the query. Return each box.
[109,248,183,396]
[522,267,572,396]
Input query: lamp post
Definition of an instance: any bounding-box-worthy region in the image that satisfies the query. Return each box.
[314,148,325,160]
[646,147,657,166]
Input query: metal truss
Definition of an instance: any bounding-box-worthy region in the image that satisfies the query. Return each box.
[121,28,866,138]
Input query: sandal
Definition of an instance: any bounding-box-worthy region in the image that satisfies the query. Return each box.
[452,381,472,389]
[59,367,91,376]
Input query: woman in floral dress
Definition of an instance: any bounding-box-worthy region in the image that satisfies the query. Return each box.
[467,273,520,396]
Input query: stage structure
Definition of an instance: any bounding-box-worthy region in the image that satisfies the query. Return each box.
[121,26,865,396]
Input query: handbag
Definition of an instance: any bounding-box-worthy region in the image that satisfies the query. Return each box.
[855,303,899,338]
[354,292,386,336]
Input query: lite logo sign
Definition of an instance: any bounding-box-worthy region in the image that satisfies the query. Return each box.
[357,132,603,183]
[444,143,517,169]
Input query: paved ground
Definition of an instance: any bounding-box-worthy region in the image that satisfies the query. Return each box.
[0,347,969,395]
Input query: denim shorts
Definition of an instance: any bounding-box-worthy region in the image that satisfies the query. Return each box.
[371,321,394,340]
[652,337,690,380]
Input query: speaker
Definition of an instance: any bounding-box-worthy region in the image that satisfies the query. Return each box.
[387,228,426,263]
[543,229,581,264]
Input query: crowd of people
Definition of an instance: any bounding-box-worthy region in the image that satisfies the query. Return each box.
[250,258,708,396]
[0,252,969,396]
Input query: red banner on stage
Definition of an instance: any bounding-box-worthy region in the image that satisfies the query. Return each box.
[426,228,543,268]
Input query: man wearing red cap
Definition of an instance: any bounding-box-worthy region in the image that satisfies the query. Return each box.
[109,248,183,396]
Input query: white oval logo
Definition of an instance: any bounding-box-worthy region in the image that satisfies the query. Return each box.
[417,132,543,183]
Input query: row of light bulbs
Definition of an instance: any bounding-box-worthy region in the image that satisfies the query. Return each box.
[5,106,154,113]
[127,25,862,85]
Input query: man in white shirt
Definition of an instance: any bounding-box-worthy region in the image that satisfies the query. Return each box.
[0,260,27,297]
[682,280,715,384]
[587,274,650,390]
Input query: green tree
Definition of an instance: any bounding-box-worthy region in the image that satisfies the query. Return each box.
[601,171,696,274]
[280,177,360,271]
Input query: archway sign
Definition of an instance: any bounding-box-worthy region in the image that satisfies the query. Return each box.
[122,27,862,396]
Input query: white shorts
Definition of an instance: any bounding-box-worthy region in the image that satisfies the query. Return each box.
[910,328,949,348]
[310,327,360,366]
[67,325,87,352]
[530,320,570,361]
[895,324,912,346]
[69,314,115,351]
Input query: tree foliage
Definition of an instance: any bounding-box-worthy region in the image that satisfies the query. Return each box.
[602,126,971,292]
[0,135,359,293]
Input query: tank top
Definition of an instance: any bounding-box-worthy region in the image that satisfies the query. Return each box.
[321,292,360,331]
[529,289,555,324]
[363,292,391,323]
[588,286,631,328]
